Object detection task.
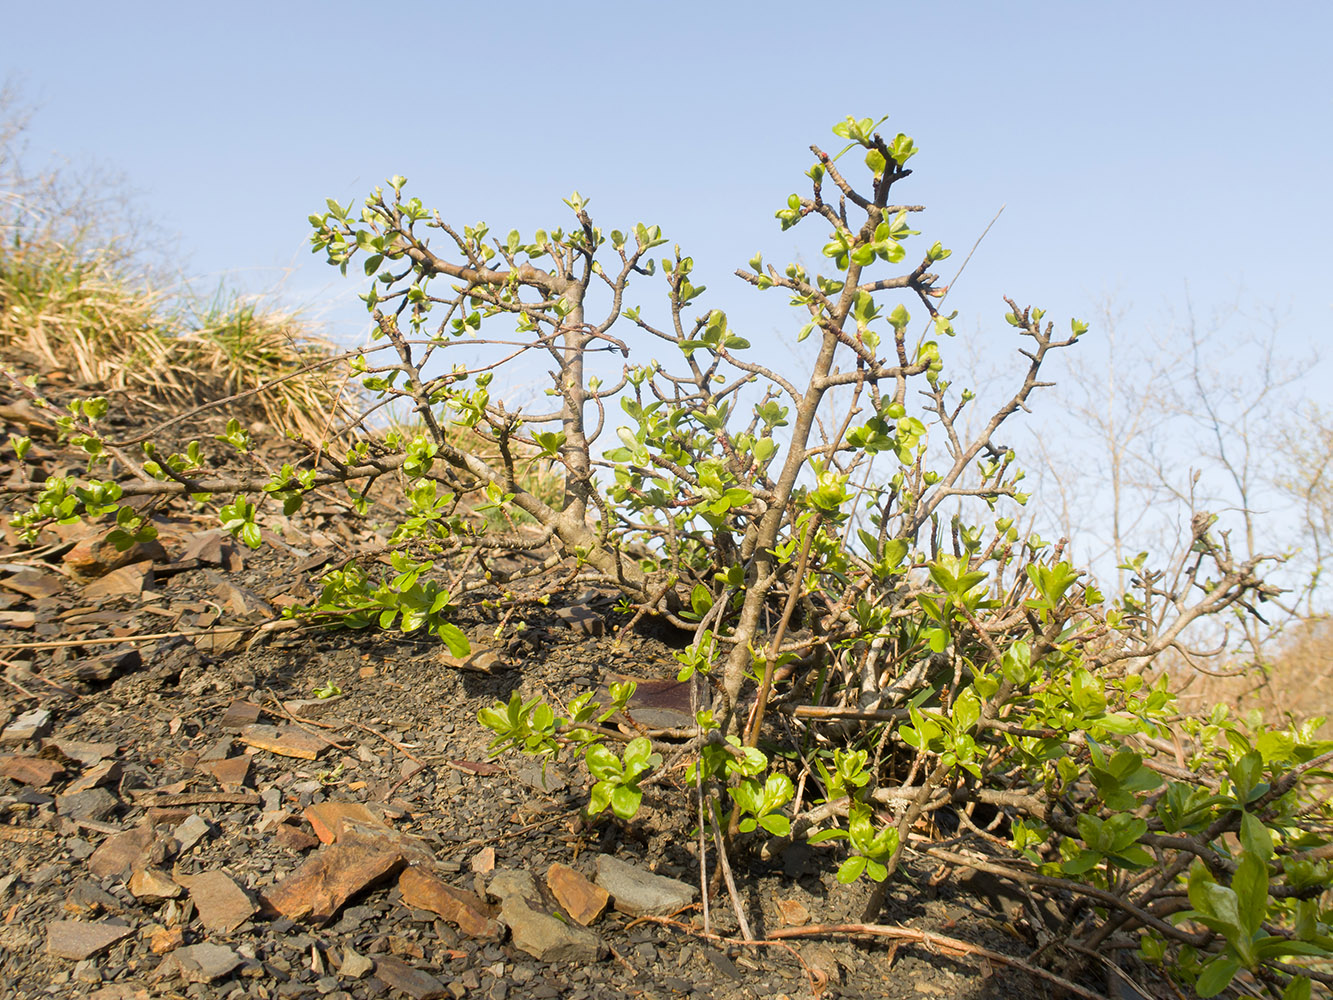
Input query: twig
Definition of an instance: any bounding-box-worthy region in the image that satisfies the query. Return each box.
[710,799,753,941]
[744,512,820,748]
[767,923,1110,1000]
[131,791,263,807]
[0,621,310,652]
[455,808,579,849]
[622,914,820,995]
[383,763,426,800]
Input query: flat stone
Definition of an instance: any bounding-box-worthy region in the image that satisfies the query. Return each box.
[303,801,385,844]
[206,755,252,789]
[150,925,184,955]
[240,724,328,761]
[774,895,811,926]
[198,737,234,763]
[594,855,697,916]
[500,899,603,963]
[219,700,262,731]
[282,696,346,718]
[89,825,154,880]
[173,814,213,853]
[57,787,119,822]
[437,649,502,673]
[275,822,320,852]
[0,753,65,786]
[486,869,541,908]
[128,867,182,904]
[89,985,150,1000]
[546,863,609,926]
[2,708,53,743]
[1,569,64,599]
[600,674,694,730]
[47,738,117,765]
[63,531,165,579]
[180,530,226,565]
[74,957,102,983]
[64,879,122,916]
[152,942,241,983]
[370,956,447,1000]
[340,820,434,865]
[398,868,501,940]
[262,837,405,924]
[554,604,604,636]
[146,807,192,827]
[64,759,123,795]
[339,946,373,979]
[81,561,154,600]
[470,847,495,874]
[66,650,142,685]
[45,919,135,960]
[186,870,257,933]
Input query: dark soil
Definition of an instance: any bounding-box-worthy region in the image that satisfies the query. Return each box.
[0,362,1139,999]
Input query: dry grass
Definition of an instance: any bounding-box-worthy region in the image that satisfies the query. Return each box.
[1175,615,1333,737]
[0,236,356,443]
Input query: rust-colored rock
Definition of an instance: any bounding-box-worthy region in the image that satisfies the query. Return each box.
[274,822,320,852]
[63,530,166,580]
[546,862,609,926]
[45,919,135,960]
[370,956,447,1000]
[128,868,181,904]
[470,846,495,874]
[303,801,385,844]
[774,895,811,926]
[1,569,64,599]
[81,561,154,600]
[398,867,502,940]
[0,754,65,787]
[239,724,328,760]
[65,759,123,795]
[438,648,503,673]
[149,925,183,955]
[261,837,404,924]
[205,755,251,789]
[187,871,256,933]
[89,825,154,880]
[219,700,262,731]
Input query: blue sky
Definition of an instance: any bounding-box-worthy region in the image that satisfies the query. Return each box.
[3,2,1331,579]
[5,2,1328,354]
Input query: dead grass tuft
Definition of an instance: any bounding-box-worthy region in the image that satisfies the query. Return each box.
[1175,615,1333,737]
[0,236,356,444]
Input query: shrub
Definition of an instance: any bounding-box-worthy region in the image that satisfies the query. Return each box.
[4,115,1330,998]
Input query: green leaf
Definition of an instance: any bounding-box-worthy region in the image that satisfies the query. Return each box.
[690,584,714,618]
[610,784,643,820]
[240,523,263,550]
[952,689,981,732]
[1194,955,1240,997]
[436,622,470,658]
[1233,852,1269,938]
[760,814,790,837]
[1239,810,1274,861]
[585,745,620,781]
[837,856,867,884]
